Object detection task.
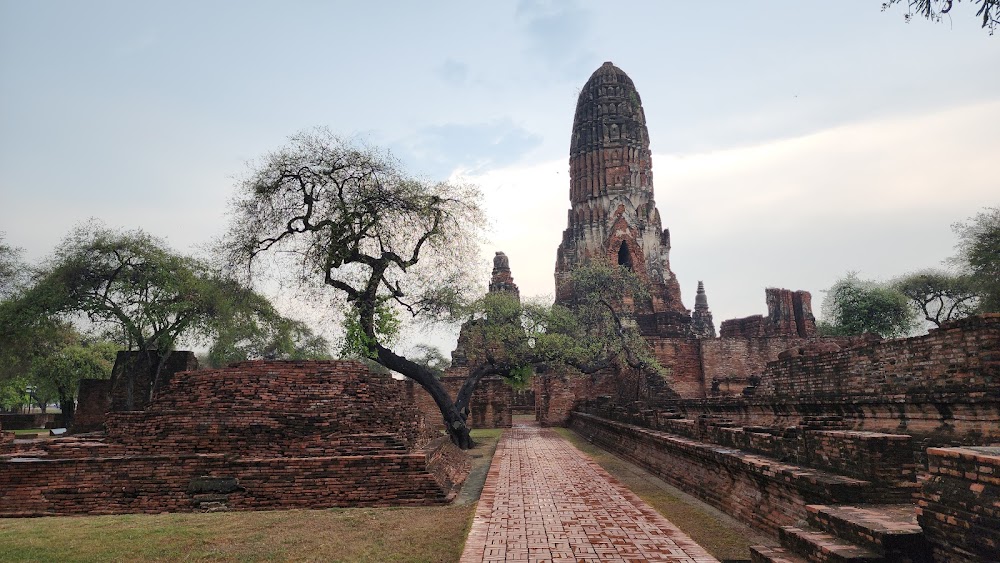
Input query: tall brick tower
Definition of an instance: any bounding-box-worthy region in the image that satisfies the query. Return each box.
[555,62,691,335]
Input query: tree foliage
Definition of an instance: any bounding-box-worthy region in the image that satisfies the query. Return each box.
[0,233,25,300]
[820,273,917,338]
[952,206,1000,312]
[882,0,1000,33]
[893,269,979,327]
[4,224,317,394]
[222,129,487,447]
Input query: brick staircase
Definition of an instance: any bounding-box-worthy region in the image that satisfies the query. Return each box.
[751,504,932,562]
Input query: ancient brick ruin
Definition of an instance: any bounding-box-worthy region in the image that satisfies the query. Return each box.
[0,361,468,517]
[532,62,1000,563]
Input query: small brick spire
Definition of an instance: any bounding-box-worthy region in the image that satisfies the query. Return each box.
[692,281,716,338]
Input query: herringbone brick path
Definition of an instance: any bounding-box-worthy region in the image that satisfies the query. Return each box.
[460,423,718,562]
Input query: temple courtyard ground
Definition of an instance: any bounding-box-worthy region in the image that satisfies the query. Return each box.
[0,425,756,562]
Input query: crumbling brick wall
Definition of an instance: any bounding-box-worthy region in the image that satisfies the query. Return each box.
[919,446,1000,562]
[0,360,470,517]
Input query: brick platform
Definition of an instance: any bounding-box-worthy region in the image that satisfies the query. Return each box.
[460,423,717,562]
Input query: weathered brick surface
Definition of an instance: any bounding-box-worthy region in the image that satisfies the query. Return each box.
[655,315,1000,448]
[71,379,111,433]
[0,413,63,430]
[0,421,11,446]
[109,350,198,412]
[918,446,1000,562]
[406,374,513,431]
[569,412,887,536]
[0,360,470,517]
[577,402,916,493]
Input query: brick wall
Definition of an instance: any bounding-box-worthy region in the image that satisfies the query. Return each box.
[0,413,63,430]
[404,373,513,431]
[71,379,111,433]
[647,338,704,398]
[0,360,470,517]
[0,440,468,517]
[918,446,1000,562]
[110,350,198,412]
[569,413,889,536]
[576,402,916,493]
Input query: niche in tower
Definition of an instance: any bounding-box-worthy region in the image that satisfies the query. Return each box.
[617,240,633,270]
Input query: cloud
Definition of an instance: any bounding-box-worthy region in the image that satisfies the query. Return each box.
[435,58,469,86]
[514,0,594,78]
[394,119,543,179]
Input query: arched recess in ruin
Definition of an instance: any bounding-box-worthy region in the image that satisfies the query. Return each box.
[617,240,633,270]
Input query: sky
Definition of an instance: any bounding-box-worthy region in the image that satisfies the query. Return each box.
[1,1,997,353]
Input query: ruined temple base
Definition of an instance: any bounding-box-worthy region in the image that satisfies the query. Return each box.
[0,360,470,517]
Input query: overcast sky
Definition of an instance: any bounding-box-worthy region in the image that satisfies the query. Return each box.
[1,1,997,353]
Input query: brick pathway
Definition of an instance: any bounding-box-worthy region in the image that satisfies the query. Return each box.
[460,423,718,562]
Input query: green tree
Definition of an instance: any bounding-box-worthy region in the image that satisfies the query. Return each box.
[0,233,25,299]
[222,130,660,449]
[882,0,1000,33]
[29,338,115,426]
[893,270,979,327]
[952,206,1000,312]
[208,315,331,367]
[408,344,451,379]
[12,224,309,397]
[820,273,917,338]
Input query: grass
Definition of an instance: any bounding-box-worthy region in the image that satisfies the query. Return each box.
[0,429,503,563]
[553,427,771,561]
[10,428,48,437]
[0,506,475,562]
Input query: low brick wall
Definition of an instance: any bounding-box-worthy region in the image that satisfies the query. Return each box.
[578,402,917,490]
[0,413,63,430]
[0,438,468,517]
[0,360,470,516]
[406,374,513,431]
[568,412,889,536]
[918,446,1000,562]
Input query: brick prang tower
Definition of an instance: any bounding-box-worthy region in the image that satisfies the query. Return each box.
[555,62,691,335]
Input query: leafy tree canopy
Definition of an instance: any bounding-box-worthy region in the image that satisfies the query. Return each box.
[952,205,1000,312]
[3,224,323,390]
[893,269,979,327]
[820,272,917,338]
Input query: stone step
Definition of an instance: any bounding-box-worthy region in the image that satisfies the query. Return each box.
[778,526,883,562]
[750,544,809,563]
[805,504,932,561]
